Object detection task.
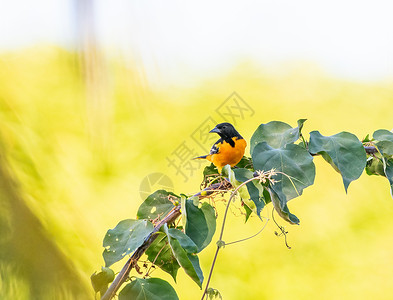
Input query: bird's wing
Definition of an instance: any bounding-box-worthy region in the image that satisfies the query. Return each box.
[209,138,223,155]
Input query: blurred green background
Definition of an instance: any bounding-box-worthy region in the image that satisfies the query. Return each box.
[1,1,393,299]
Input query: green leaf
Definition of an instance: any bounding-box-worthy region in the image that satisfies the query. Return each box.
[362,134,371,143]
[103,219,154,267]
[252,142,313,224]
[267,188,299,225]
[167,228,198,254]
[250,119,306,153]
[376,145,393,197]
[223,165,251,200]
[309,131,367,192]
[373,129,393,156]
[137,190,178,220]
[376,141,393,156]
[262,188,272,205]
[187,254,204,285]
[235,156,254,169]
[185,200,216,252]
[91,267,115,295]
[252,142,315,203]
[297,119,307,131]
[164,225,203,288]
[119,278,179,300]
[223,165,257,222]
[207,288,223,300]
[243,203,253,223]
[365,146,393,198]
[365,157,385,176]
[373,129,393,142]
[233,168,265,217]
[384,158,393,197]
[145,232,180,281]
[192,196,200,206]
[203,163,219,177]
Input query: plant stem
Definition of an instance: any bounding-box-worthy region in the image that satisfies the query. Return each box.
[200,246,220,300]
[200,176,262,299]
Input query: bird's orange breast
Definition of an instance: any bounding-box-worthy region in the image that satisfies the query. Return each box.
[206,137,247,172]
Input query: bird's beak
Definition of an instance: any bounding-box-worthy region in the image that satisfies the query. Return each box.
[210,126,221,134]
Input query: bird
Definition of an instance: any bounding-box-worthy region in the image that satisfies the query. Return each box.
[194,122,247,173]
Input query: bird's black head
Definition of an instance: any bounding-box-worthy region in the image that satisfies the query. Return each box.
[210,122,242,141]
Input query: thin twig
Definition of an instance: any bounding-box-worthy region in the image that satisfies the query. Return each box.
[271,208,291,249]
[144,240,167,278]
[225,217,270,246]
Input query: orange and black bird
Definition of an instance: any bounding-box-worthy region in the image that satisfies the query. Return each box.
[194,122,247,173]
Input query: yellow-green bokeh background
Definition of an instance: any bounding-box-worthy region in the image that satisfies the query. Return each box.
[1,46,393,299]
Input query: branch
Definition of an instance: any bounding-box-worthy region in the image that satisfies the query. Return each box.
[101,180,232,300]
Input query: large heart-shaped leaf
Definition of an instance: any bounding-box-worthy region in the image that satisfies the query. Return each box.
[252,142,315,203]
[119,278,179,300]
[252,142,314,224]
[103,219,154,267]
[137,190,178,220]
[309,131,367,192]
[250,119,306,153]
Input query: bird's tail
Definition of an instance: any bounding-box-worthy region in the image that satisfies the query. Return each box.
[192,155,208,160]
